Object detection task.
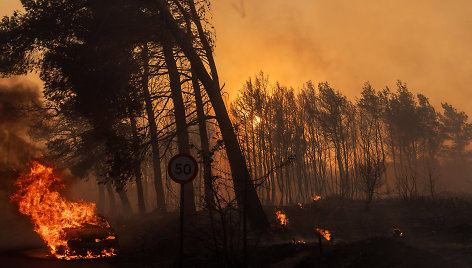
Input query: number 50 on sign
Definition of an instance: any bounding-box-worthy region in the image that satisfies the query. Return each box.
[167,153,198,184]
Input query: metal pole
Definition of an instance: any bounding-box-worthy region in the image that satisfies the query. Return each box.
[180,184,184,268]
[243,174,248,267]
[318,234,323,256]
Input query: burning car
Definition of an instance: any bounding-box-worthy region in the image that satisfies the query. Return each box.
[10,161,118,260]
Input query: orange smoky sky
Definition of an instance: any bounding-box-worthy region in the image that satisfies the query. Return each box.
[2,0,472,114]
[213,0,472,115]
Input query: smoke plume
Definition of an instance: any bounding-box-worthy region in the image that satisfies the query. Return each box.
[0,78,42,168]
[0,77,44,251]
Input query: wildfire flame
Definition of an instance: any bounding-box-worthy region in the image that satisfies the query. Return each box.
[316,228,331,241]
[311,195,322,201]
[275,210,289,226]
[10,161,117,260]
[253,115,261,127]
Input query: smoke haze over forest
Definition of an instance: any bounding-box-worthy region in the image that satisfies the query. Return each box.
[2,1,472,267]
[214,0,472,112]
[0,78,41,168]
[2,0,472,115]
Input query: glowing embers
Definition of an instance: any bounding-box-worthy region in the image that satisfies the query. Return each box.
[275,210,289,226]
[291,239,306,245]
[393,228,404,237]
[10,161,117,260]
[311,195,322,201]
[316,228,331,241]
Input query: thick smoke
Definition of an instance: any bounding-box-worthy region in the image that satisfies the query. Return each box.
[214,0,472,115]
[0,77,41,168]
[0,77,44,251]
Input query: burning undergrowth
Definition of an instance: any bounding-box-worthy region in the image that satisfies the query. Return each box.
[275,209,289,227]
[10,161,117,260]
[316,228,332,241]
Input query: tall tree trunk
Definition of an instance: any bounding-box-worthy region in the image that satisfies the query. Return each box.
[130,114,146,214]
[118,188,133,215]
[191,71,214,209]
[141,45,167,211]
[334,141,345,197]
[156,0,270,231]
[162,37,196,213]
[98,183,105,213]
[251,118,257,184]
[106,183,116,215]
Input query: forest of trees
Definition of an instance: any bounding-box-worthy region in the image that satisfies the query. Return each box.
[0,0,271,231]
[230,72,472,205]
[3,2,472,267]
[1,0,471,231]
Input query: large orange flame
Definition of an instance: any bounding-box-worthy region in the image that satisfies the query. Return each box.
[10,161,117,260]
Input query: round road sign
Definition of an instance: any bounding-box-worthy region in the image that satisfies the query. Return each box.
[167,153,198,184]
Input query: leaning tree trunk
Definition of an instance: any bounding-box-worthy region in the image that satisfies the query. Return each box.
[141,44,167,211]
[156,0,270,231]
[188,0,220,86]
[162,37,196,214]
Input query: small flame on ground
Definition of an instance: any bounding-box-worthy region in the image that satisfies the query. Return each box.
[292,239,306,245]
[297,202,303,208]
[311,195,322,201]
[316,228,331,241]
[393,228,403,237]
[10,161,117,260]
[275,210,289,226]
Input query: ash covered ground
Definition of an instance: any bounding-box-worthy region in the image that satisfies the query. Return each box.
[2,196,472,267]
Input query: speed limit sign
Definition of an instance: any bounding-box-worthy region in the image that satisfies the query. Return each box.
[167,153,198,184]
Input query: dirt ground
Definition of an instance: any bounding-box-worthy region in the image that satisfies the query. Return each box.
[2,197,472,267]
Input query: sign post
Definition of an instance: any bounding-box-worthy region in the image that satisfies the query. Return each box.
[167,153,198,267]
